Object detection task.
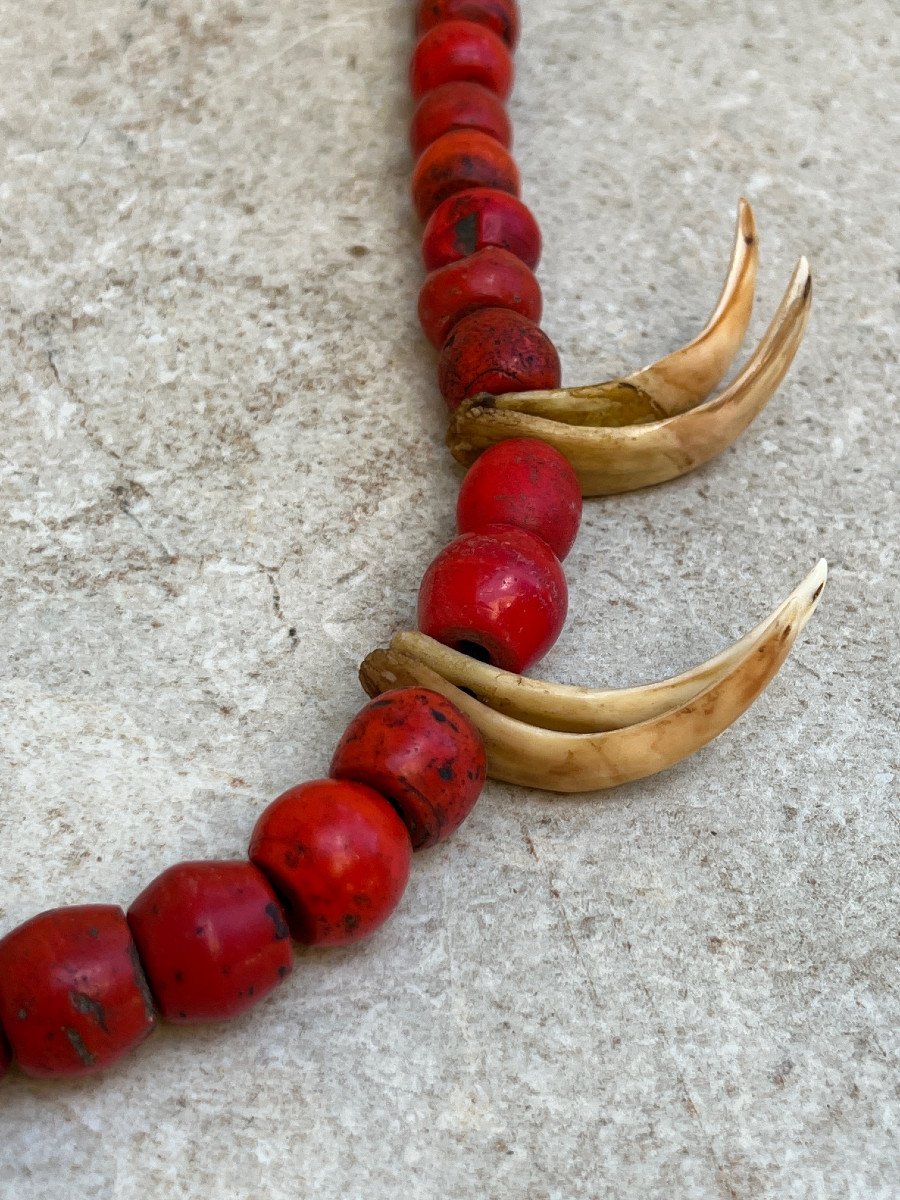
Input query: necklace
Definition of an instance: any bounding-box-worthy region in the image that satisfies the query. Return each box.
[0,0,823,1083]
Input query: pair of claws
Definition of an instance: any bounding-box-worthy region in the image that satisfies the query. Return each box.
[362,201,826,792]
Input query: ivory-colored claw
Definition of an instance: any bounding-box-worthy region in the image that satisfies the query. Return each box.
[447,205,812,497]
[359,561,827,793]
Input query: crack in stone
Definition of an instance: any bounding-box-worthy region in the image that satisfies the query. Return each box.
[262,564,298,650]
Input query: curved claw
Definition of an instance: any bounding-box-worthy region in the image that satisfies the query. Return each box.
[359,561,827,793]
[447,203,812,497]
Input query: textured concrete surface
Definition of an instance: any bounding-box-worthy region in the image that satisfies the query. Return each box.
[0,1,897,1196]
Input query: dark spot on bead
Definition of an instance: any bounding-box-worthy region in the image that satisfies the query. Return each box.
[128,942,157,1021]
[222,965,232,976]
[265,901,290,941]
[453,211,479,256]
[64,1026,96,1066]
[343,914,360,933]
[17,1007,27,1020]
[87,926,99,939]
[438,763,454,781]
[431,708,448,723]
[178,1010,187,1019]
[70,991,109,1033]
[248,986,255,996]
[278,965,290,979]
[174,971,184,982]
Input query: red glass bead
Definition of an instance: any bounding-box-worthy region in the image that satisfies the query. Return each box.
[330,688,487,849]
[410,82,511,158]
[417,525,568,672]
[416,0,520,49]
[249,780,412,946]
[127,860,293,1024]
[422,187,541,271]
[0,905,156,1078]
[438,307,561,410]
[418,247,541,348]
[412,129,519,222]
[410,21,514,102]
[457,438,583,559]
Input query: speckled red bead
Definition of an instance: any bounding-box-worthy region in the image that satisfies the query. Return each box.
[249,779,412,946]
[416,0,520,48]
[457,438,583,559]
[410,81,511,157]
[127,860,293,1024]
[417,524,568,672]
[422,187,541,271]
[0,905,156,1078]
[410,20,514,101]
[418,246,542,347]
[438,307,561,410]
[331,687,487,849]
[412,128,519,222]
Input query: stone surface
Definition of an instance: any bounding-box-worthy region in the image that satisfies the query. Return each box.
[0,1,897,1196]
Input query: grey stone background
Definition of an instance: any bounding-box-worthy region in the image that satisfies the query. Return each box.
[0,1,897,1197]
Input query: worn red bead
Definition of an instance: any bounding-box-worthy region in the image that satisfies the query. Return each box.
[410,20,514,102]
[127,860,293,1024]
[0,905,155,1078]
[418,525,568,672]
[412,129,519,222]
[422,187,541,271]
[416,0,520,48]
[410,81,511,158]
[249,780,412,946]
[457,438,583,559]
[418,247,541,348]
[438,307,561,410]
[331,688,487,850]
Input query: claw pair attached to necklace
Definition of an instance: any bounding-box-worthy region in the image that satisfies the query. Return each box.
[363,200,825,792]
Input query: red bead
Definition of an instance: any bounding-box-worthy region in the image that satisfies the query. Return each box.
[127,861,293,1024]
[438,307,561,410]
[416,0,520,48]
[330,688,487,849]
[410,21,514,102]
[0,905,155,1078]
[412,129,519,222]
[249,780,412,946]
[457,438,583,559]
[422,188,541,271]
[418,247,541,348]
[417,525,568,672]
[410,82,511,158]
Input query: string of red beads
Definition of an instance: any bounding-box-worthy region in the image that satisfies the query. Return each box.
[410,0,580,672]
[0,0,585,1085]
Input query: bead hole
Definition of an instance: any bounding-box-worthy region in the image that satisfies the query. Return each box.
[455,640,493,666]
